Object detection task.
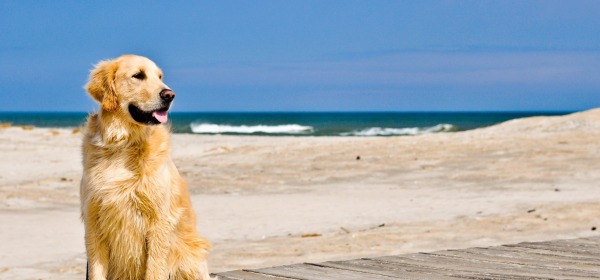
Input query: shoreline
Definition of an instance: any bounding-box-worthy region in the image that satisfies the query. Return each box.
[0,110,575,136]
[1,109,599,278]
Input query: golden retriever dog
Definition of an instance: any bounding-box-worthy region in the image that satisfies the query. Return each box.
[80,55,213,280]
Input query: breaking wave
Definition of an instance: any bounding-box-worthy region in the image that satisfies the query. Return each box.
[340,124,458,136]
[190,123,314,134]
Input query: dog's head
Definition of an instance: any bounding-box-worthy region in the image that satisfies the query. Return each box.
[86,55,174,125]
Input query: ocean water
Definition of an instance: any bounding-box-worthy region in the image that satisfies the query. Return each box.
[0,112,571,136]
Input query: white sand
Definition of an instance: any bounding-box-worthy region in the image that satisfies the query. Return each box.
[1,109,600,279]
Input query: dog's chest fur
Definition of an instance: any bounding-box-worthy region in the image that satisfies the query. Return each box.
[81,116,181,276]
[83,121,173,217]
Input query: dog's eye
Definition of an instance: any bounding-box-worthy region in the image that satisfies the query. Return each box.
[132,72,146,80]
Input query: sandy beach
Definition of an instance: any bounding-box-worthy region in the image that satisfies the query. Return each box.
[1,109,600,279]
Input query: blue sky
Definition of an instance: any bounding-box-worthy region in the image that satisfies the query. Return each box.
[1,1,599,112]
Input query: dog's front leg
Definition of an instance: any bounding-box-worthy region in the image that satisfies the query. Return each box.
[145,226,170,280]
[85,205,109,280]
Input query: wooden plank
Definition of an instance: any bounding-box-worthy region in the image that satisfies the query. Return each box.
[214,270,295,280]
[431,248,600,275]
[583,236,600,242]
[373,252,598,279]
[533,240,600,252]
[505,241,600,256]
[473,245,600,264]
[467,247,600,268]
[215,237,600,279]
[495,244,600,262]
[542,240,600,253]
[309,259,460,280]
[366,255,550,280]
[552,237,600,246]
[246,263,396,280]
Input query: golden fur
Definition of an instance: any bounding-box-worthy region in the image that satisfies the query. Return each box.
[80,55,212,280]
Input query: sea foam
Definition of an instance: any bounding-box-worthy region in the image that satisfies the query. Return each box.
[190,123,314,134]
[341,124,458,136]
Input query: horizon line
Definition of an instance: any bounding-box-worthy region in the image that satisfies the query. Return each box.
[0,109,580,114]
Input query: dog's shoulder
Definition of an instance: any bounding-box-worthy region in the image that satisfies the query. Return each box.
[85,113,99,132]
[82,113,105,147]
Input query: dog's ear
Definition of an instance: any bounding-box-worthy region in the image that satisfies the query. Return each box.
[86,60,119,112]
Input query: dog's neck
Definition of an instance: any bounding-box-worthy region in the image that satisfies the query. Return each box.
[84,110,172,178]
[88,110,160,148]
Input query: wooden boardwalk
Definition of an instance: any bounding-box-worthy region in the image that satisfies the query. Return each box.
[214,236,600,280]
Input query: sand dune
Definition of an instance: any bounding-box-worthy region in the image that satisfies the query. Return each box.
[1,109,600,279]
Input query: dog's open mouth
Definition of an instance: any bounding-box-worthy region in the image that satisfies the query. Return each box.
[128,104,170,125]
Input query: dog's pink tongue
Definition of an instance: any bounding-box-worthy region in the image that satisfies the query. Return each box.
[153,111,168,124]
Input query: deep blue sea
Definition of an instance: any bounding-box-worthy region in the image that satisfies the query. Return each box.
[0,112,572,136]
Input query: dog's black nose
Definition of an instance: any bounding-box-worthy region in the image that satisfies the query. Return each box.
[160,89,175,102]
